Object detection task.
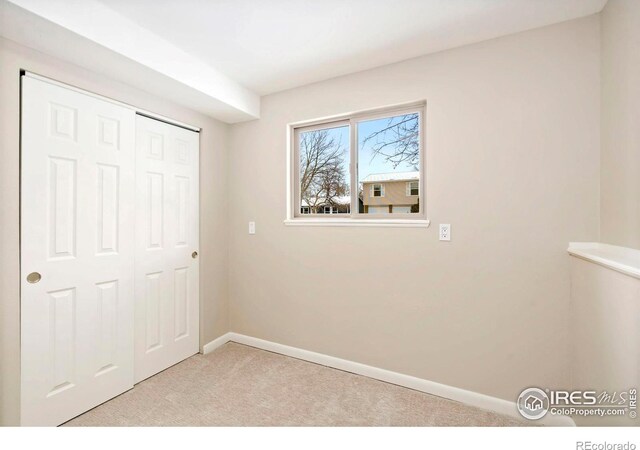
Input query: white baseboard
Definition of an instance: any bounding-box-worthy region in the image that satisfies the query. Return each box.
[201,332,234,355]
[203,332,575,427]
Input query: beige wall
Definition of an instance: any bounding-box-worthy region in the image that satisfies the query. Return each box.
[600,0,640,250]
[228,16,601,404]
[570,257,639,426]
[0,37,230,425]
[362,181,419,208]
[0,10,615,426]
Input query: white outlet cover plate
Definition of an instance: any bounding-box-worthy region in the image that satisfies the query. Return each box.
[439,224,451,241]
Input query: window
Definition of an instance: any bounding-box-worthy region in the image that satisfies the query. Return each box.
[357,112,422,216]
[290,103,425,222]
[296,122,350,216]
[407,181,419,196]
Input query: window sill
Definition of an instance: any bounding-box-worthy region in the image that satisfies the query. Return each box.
[284,218,430,228]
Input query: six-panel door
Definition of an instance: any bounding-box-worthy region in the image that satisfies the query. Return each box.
[134,116,199,383]
[20,77,136,426]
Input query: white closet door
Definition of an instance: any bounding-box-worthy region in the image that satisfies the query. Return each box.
[135,115,199,383]
[20,76,136,426]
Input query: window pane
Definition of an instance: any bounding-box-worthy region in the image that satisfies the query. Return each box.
[299,125,350,215]
[358,113,420,214]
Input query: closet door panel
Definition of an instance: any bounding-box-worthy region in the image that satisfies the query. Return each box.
[135,116,199,383]
[21,76,136,426]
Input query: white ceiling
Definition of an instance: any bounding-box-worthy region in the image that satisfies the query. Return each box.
[102,0,607,95]
[2,0,607,122]
[3,0,260,121]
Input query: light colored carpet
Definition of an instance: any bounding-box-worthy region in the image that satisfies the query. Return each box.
[64,342,527,426]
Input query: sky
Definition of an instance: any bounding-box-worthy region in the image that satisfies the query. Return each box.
[300,113,419,194]
[357,115,419,182]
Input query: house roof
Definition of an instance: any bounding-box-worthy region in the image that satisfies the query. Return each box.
[301,195,351,207]
[361,171,420,183]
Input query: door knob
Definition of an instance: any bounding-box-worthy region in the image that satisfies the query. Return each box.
[26,272,41,284]
[192,251,198,259]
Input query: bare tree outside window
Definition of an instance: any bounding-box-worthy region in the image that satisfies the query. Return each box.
[299,126,350,214]
[361,113,420,170]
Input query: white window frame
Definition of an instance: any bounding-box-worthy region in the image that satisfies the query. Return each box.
[301,206,310,214]
[286,101,429,228]
[406,181,419,197]
[371,184,385,198]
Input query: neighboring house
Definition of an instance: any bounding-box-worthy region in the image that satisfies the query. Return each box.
[301,195,351,214]
[361,171,419,214]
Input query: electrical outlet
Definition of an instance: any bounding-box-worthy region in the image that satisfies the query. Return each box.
[439,224,451,241]
[248,221,256,235]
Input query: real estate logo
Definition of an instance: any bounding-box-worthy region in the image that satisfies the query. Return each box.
[517,387,550,420]
[517,387,637,421]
